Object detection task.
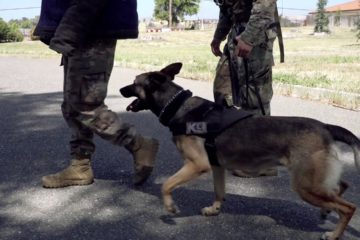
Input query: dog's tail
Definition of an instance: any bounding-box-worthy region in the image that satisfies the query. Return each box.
[326,124,360,172]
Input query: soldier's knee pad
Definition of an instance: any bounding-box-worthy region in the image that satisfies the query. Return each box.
[92,110,122,133]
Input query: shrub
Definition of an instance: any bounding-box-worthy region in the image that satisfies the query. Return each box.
[0,18,24,42]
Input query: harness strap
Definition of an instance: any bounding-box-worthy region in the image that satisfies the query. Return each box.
[205,138,220,166]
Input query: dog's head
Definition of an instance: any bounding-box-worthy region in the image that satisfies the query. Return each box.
[120,62,183,113]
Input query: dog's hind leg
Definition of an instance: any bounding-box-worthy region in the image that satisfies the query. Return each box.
[297,189,356,240]
[201,166,225,216]
[292,148,356,239]
[162,136,211,214]
[320,180,349,220]
[319,146,349,220]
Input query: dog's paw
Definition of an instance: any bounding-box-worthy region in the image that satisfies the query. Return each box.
[165,203,178,214]
[163,195,178,214]
[320,231,339,240]
[201,206,220,216]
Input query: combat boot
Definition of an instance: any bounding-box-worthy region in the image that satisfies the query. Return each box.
[42,158,94,188]
[125,135,159,186]
[232,168,278,178]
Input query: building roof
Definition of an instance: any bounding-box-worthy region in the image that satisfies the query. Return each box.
[325,0,360,12]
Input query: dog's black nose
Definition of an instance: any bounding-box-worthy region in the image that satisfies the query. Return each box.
[120,85,134,98]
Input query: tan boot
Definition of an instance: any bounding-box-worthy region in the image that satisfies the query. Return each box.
[42,159,94,188]
[232,168,278,178]
[126,135,159,185]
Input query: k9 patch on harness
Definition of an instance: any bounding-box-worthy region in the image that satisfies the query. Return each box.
[186,122,207,135]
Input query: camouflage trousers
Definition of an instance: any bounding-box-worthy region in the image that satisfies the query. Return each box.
[213,27,275,116]
[61,38,136,159]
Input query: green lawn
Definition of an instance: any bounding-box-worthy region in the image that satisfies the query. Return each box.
[1,27,359,96]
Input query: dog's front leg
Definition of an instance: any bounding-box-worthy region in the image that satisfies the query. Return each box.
[162,136,211,214]
[162,161,204,213]
[201,165,225,216]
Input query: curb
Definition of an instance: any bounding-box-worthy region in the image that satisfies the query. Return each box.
[274,83,360,111]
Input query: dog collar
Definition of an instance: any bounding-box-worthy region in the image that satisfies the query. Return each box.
[158,90,193,126]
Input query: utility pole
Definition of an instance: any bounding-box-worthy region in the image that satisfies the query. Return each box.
[169,0,172,28]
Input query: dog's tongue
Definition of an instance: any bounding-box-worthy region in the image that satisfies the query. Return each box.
[126,99,141,112]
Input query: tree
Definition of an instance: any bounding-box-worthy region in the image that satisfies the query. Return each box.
[356,18,360,40]
[154,0,200,27]
[7,29,24,42]
[8,16,39,29]
[314,0,329,33]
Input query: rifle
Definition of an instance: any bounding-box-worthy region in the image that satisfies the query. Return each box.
[275,3,285,63]
[224,44,241,107]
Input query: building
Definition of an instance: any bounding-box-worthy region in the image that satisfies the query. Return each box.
[307,0,360,27]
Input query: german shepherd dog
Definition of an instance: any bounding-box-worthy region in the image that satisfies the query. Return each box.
[120,63,360,240]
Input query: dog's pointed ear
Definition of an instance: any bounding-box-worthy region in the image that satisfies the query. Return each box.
[150,72,167,85]
[160,62,182,80]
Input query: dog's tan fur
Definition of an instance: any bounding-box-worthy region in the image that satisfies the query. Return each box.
[120,63,360,240]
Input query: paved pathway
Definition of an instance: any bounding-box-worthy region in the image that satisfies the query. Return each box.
[0,56,359,240]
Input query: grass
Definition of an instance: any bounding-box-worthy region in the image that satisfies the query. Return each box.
[115,30,217,81]
[0,26,359,108]
[272,28,360,95]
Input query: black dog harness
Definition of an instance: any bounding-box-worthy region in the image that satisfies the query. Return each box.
[158,90,253,166]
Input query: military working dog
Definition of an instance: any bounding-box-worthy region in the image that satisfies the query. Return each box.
[120,63,360,240]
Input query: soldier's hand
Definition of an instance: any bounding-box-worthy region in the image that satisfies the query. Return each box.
[210,38,222,57]
[235,36,253,58]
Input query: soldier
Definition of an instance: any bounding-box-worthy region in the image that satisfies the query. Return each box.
[211,0,279,177]
[34,0,159,187]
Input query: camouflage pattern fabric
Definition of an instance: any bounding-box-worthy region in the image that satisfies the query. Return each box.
[62,39,136,158]
[213,0,277,115]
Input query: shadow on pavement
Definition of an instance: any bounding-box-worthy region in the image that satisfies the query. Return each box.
[0,91,359,240]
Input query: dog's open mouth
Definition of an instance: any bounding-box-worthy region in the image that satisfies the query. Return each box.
[126,98,148,112]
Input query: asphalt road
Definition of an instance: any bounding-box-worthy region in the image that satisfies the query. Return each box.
[0,56,359,240]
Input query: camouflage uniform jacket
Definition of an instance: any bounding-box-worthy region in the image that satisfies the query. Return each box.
[214,0,276,46]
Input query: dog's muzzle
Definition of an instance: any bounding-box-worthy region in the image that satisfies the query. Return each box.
[120,85,149,112]
[120,85,135,98]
